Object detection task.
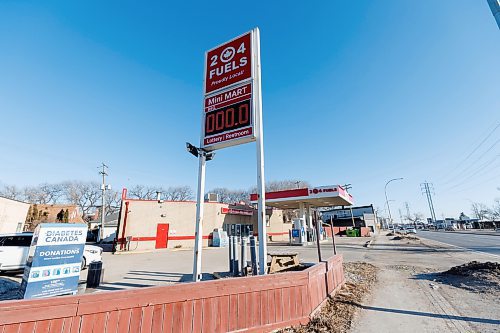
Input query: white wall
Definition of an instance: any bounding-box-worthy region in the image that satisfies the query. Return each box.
[0,197,30,234]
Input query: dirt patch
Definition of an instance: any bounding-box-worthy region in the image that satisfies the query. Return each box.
[392,235,419,241]
[279,262,377,333]
[438,261,500,294]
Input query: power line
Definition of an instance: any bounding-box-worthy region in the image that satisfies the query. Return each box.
[441,137,500,187]
[444,155,500,191]
[438,122,500,184]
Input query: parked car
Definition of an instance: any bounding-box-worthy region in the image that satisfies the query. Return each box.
[0,232,102,273]
[445,226,456,231]
[406,228,417,234]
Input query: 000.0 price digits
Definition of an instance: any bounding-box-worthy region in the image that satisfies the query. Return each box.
[205,100,251,136]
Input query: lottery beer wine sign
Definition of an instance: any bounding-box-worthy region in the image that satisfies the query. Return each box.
[202,29,260,151]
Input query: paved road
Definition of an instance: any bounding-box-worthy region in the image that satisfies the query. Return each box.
[418,231,500,257]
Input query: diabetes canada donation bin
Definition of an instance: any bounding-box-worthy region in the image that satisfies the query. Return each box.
[20,223,87,299]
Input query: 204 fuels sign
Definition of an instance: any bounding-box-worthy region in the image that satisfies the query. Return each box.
[202,29,260,151]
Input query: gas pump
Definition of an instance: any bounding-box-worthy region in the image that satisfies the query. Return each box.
[290,218,307,245]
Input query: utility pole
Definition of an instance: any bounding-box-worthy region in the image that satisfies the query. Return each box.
[343,184,356,226]
[99,163,109,243]
[399,208,404,225]
[404,202,411,222]
[384,178,404,229]
[420,182,437,224]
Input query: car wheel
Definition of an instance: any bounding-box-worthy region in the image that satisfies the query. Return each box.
[81,257,86,270]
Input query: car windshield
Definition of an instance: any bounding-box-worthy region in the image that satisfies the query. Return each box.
[0,235,33,247]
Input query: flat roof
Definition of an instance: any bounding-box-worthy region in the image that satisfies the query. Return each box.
[250,185,353,209]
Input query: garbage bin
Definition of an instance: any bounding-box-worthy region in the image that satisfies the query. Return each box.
[86,261,103,288]
[346,229,357,237]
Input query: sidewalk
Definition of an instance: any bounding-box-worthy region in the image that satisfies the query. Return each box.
[350,234,499,333]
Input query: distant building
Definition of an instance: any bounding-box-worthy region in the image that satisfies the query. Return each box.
[24,204,84,231]
[114,190,290,252]
[88,212,120,242]
[321,205,378,233]
[0,196,30,234]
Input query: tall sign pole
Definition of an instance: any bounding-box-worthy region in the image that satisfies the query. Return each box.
[192,154,206,282]
[192,28,264,281]
[253,28,267,274]
[488,0,500,29]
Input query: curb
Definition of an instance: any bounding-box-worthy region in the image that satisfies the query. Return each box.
[112,246,220,255]
[439,230,500,237]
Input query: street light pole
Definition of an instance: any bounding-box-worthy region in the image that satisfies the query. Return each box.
[384,178,403,230]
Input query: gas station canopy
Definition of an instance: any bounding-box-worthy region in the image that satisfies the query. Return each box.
[250,185,353,209]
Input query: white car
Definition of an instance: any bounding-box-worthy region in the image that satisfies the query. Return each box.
[0,232,102,273]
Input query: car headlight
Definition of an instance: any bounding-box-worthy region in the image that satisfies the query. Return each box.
[87,249,99,254]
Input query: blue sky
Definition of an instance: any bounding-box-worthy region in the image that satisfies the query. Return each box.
[0,1,499,219]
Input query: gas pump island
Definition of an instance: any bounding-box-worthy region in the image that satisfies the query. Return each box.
[251,185,354,245]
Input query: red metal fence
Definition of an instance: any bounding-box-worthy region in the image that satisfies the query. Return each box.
[0,255,344,333]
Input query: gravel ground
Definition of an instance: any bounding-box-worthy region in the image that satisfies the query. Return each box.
[392,235,420,241]
[278,262,378,333]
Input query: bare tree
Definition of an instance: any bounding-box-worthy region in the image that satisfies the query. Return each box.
[62,181,101,218]
[38,183,63,204]
[406,212,424,224]
[228,189,250,204]
[105,190,122,215]
[471,202,490,220]
[22,183,63,204]
[489,198,500,220]
[209,188,232,203]
[249,179,311,194]
[128,185,160,200]
[266,179,311,192]
[164,186,193,201]
[0,185,23,200]
[208,188,249,204]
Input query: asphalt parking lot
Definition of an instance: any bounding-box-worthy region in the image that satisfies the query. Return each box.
[88,236,370,291]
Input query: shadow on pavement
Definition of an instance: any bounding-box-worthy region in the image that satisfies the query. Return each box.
[339,300,500,325]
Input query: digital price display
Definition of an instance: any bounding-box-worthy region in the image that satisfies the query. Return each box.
[202,82,255,149]
[205,99,251,136]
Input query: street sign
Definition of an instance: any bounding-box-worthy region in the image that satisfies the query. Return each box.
[202,30,259,151]
[20,223,87,299]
